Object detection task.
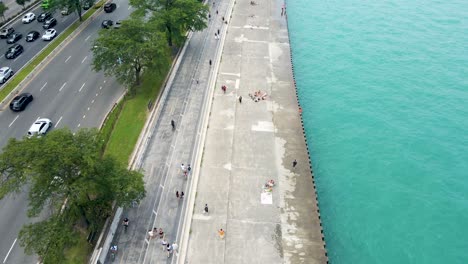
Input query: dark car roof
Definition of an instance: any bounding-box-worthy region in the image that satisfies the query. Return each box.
[27,31,39,35]
[14,93,31,99]
[9,44,22,49]
[104,3,116,6]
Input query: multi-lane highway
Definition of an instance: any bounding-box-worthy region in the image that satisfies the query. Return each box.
[0,1,132,263]
[0,6,80,81]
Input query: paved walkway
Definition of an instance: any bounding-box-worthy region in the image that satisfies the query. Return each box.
[181,0,328,263]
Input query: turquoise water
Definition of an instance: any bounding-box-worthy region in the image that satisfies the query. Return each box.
[287,1,468,263]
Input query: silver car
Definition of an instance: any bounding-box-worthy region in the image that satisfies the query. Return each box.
[0,67,13,84]
[27,118,52,137]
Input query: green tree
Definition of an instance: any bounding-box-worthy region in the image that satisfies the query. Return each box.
[92,16,170,88]
[0,128,145,260]
[47,0,86,21]
[0,2,9,21]
[130,0,208,46]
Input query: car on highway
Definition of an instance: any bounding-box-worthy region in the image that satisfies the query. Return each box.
[0,27,14,39]
[9,93,33,111]
[22,12,36,23]
[61,7,71,16]
[101,20,113,29]
[0,67,13,84]
[104,3,116,13]
[26,31,40,42]
[27,118,52,137]
[5,44,24,59]
[43,17,57,29]
[6,32,23,44]
[83,0,93,10]
[42,29,57,41]
[37,12,52,22]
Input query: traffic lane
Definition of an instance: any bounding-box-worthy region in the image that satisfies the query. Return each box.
[0,11,80,73]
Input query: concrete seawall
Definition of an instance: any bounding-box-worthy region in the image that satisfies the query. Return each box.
[181,0,328,263]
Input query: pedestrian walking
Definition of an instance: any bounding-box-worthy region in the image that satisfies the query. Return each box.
[208,13,211,19]
[239,95,242,103]
[166,243,172,257]
[184,170,188,178]
[221,85,226,93]
[176,191,180,199]
[181,163,185,172]
[171,242,179,256]
[222,16,225,21]
[217,29,220,35]
[161,238,168,251]
[218,228,225,239]
[180,192,184,199]
[292,159,297,168]
[216,10,218,14]
[123,217,129,232]
[204,204,209,214]
[171,119,175,130]
[159,228,165,239]
[215,33,218,40]
[148,227,157,239]
[209,59,212,66]
[187,164,191,173]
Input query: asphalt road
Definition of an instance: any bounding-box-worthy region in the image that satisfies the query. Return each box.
[0,1,131,263]
[0,6,81,82]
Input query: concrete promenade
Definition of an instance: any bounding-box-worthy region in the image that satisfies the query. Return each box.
[181,0,328,263]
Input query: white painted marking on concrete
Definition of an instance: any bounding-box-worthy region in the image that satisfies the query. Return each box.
[9,116,19,127]
[83,115,86,119]
[91,100,95,104]
[79,82,86,92]
[81,56,87,64]
[87,107,90,111]
[252,121,275,132]
[55,116,62,128]
[220,72,241,77]
[235,79,240,89]
[77,123,81,128]
[59,82,67,91]
[99,86,102,90]
[65,55,71,63]
[3,238,17,263]
[62,17,68,22]
[160,184,164,189]
[153,210,157,214]
[40,82,47,91]
[96,93,99,97]
[85,35,91,41]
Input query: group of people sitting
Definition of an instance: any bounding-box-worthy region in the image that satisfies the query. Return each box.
[263,179,275,192]
[249,90,268,102]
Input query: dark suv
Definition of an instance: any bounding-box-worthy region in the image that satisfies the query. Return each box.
[43,17,57,29]
[37,12,52,22]
[0,27,14,39]
[10,93,33,111]
[5,44,23,59]
[104,3,116,13]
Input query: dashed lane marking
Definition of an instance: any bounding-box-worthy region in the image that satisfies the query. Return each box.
[59,82,67,91]
[85,35,91,41]
[9,116,19,127]
[65,55,71,63]
[3,238,17,263]
[83,115,86,119]
[79,82,86,92]
[55,116,62,128]
[40,82,47,91]
[77,123,81,127]
[81,56,87,64]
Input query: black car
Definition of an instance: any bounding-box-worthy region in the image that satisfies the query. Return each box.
[5,44,23,59]
[43,17,57,29]
[10,93,33,111]
[0,27,14,39]
[6,32,22,44]
[26,31,40,42]
[104,3,116,13]
[101,20,113,29]
[37,12,52,22]
[83,0,93,10]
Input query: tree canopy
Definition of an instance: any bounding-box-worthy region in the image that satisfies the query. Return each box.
[0,128,145,261]
[130,0,209,46]
[92,16,170,88]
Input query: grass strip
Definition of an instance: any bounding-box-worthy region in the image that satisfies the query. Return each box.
[0,3,103,102]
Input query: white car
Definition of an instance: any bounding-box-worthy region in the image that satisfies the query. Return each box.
[0,67,13,84]
[27,118,52,137]
[22,12,35,23]
[42,29,57,41]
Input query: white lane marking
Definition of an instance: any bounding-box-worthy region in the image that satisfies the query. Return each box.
[235,78,240,89]
[96,93,98,97]
[81,56,87,64]
[79,82,86,92]
[13,57,19,62]
[77,123,81,127]
[87,107,90,111]
[103,80,106,83]
[62,17,68,22]
[40,82,47,91]
[9,116,19,127]
[59,82,67,91]
[128,6,131,10]
[83,115,86,119]
[54,116,62,128]
[99,86,102,90]
[3,238,17,263]
[91,100,95,104]
[65,55,71,63]
[85,35,91,41]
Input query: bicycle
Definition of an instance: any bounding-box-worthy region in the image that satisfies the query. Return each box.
[123,218,129,233]
[110,245,118,261]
